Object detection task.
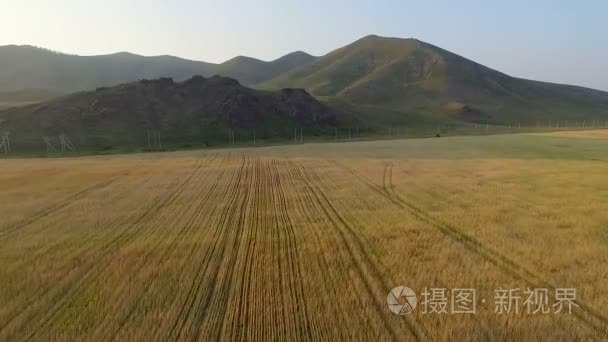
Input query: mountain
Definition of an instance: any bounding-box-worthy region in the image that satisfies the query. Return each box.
[260,35,608,124]
[0,45,315,94]
[0,76,340,151]
[2,36,608,126]
[214,51,316,85]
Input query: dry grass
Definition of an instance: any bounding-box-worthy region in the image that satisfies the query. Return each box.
[1,131,607,340]
[536,129,608,140]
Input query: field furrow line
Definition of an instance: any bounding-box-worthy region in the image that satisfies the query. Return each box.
[3,158,207,341]
[157,154,238,340]
[291,160,425,341]
[336,161,608,336]
[0,165,137,240]
[96,155,230,339]
[133,154,236,340]
[201,157,256,341]
[1,163,164,274]
[229,158,264,341]
[267,161,290,340]
[246,159,270,341]
[270,160,314,340]
[281,160,357,338]
[0,166,163,329]
[169,155,248,340]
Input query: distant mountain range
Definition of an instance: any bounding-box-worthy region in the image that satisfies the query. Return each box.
[1,35,608,132]
[0,44,315,93]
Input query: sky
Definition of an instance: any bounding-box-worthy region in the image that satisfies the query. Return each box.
[2,0,608,91]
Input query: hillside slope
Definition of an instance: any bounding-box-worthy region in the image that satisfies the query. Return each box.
[214,51,316,85]
[0,76,339,150]
[260,35,608,123]
[0,45,316,94]
[0,89,62,109]
[2,37,607,125]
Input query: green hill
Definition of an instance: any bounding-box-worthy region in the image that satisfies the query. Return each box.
[0,45,315,95]
[214,51,316,85]
[260,35,608,124]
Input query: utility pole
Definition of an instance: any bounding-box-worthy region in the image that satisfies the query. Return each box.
[59,134,76,153]
[0,132,10,154]
[42,136,57,153]
[148,130,163,149]
[228,129,235,145]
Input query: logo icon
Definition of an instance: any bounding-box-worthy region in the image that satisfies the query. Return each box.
[387,286,417,315]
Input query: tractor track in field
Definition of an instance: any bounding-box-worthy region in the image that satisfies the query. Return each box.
[168,154,246,339]
[223,158,262,341]
[285,161,398,338]
[270,160,313,340]
[282,161,357,337]
[159,154,238,340]
[0,162,160,337]
[203,156,255,341]
[0,165,164,329]
[191,155,254,341]
[5,157,208,341]
[334,160,608,337]
[240,159,267,340]
[99,154,229,339]
[222,158,282,340]
[137,154,234,340]
[168,155,249,341]
[17,156,208,340]
[291,160,426,341]
[0,166,138,241]
[1,166,160,274]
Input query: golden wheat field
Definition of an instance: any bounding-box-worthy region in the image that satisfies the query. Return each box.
[1,131,608,341]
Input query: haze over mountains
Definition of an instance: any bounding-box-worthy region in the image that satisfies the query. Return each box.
[0,44,316,93]
[1,35,608,133]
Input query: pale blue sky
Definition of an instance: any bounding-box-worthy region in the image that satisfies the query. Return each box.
[2,0,607,91]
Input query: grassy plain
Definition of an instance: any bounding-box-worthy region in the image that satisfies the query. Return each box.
[1,131,608,340]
